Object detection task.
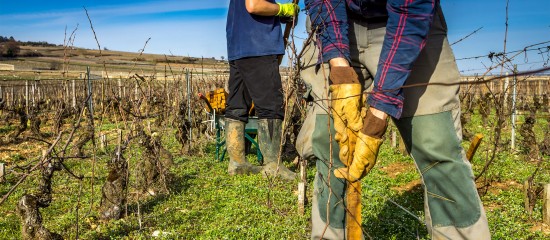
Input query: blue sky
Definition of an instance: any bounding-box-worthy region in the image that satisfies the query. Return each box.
[1,0,549,74]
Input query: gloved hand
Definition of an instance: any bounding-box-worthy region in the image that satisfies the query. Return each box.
[334,108,387,182]
[276,3,300,17]
[329,67,364,165]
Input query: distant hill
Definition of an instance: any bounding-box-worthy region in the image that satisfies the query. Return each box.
[0,36,228,77]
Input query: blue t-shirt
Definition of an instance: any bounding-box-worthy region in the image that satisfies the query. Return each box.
[226,0,285,61]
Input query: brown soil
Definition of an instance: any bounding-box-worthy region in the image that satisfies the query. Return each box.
[476,179,523,195]
[530,223,550,235]
[392,179,422,193]
[379,162,415,178]
[379,162,422,192]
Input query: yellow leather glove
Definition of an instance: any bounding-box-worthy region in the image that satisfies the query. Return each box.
[334,108,387,182]
[334,132,383,182]
[329,67,364,165]
[276,3,300,17]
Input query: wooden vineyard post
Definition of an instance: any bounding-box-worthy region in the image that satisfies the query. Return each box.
[538,78,542,97]
[72,77,77,108]
[25,80,29,114]
[297,157,307,215]
[391,128,397,148]
[524,180,533,215]
[11,87,14,108]
[65,78,69,103]
[0,162,5,183]
[86,67,94,119]
[37,80,41,104]
[101,72,105,115]
[9,86,12,107]
[186,69,192,142]
[511,65,518,150]
[118,129,123,146]
[118,77,122,99]
[134,81,139,101]
[31,79,35,107]
[466,133,484,162]
[503,72,509,110]
[100,134,107,152]
[544,184,550,225]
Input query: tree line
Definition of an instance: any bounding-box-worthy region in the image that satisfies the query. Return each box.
[0,36,61,58]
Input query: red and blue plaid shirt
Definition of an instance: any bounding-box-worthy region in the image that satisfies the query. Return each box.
[305,0,437,118]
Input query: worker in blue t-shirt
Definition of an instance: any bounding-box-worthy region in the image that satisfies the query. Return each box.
[225,0,299,180]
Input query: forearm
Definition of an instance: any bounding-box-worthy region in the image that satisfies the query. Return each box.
[369,0,436,119]
[245,0,280,16]
[329,58,349,67]
[305,0,350,63]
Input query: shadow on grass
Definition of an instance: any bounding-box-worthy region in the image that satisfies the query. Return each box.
[87,171,198,239]
[126,173,197,216]
[363,183,428,239]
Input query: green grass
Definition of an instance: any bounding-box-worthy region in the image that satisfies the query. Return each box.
[0,124,16,135]
[0,112,549,239]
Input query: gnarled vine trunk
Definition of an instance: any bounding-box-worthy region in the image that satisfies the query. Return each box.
[99,144,128,220]
[17,158,63,240]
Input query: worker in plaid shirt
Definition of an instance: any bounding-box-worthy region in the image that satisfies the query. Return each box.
[296,0,492,239]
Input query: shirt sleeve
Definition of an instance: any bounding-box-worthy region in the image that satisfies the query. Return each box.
[368,0,436,119]
[305,0,351,63]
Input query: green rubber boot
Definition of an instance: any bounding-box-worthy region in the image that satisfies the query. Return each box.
[258,119,296,181]
[226,118,262,175]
